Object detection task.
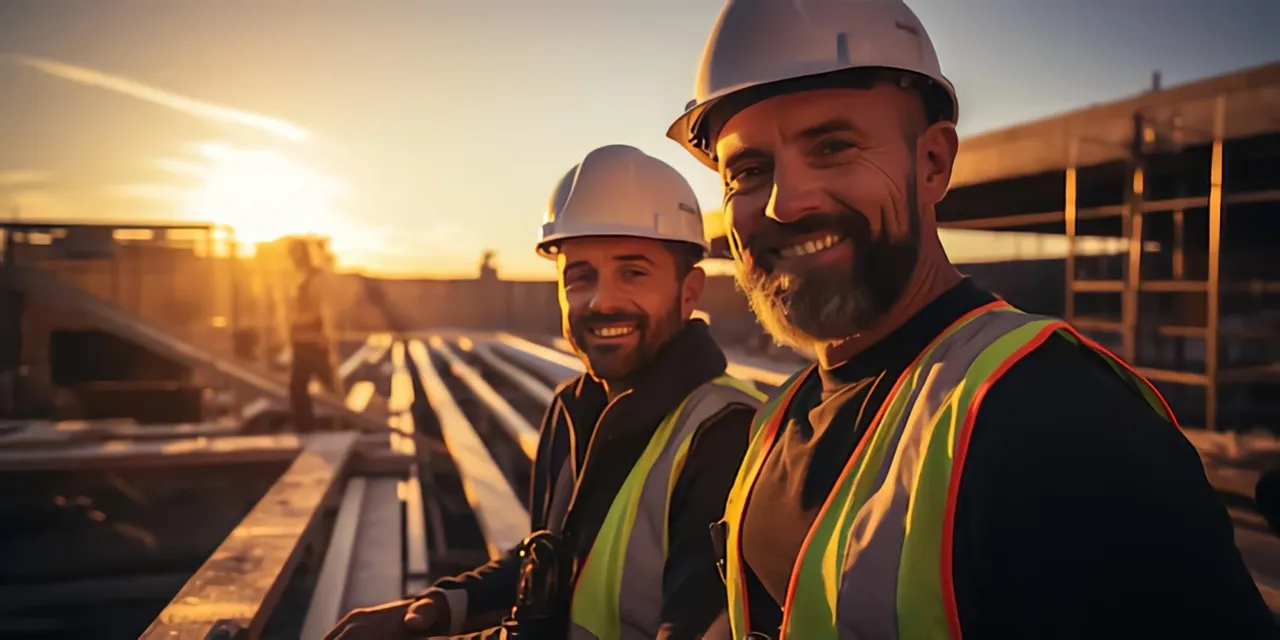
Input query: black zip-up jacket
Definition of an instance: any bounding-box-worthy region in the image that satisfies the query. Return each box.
[426,320,756,639]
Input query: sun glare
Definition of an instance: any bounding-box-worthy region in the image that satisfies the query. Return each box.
[177,142,386,267]
[183,142,342,245]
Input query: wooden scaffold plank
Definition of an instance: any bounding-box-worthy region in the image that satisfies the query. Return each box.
[140,432,359,640]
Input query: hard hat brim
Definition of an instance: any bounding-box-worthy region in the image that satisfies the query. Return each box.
[668,68,959,172]
[536,229,709,261]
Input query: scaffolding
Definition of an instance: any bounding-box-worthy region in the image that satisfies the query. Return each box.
[1066,98,1278,430]
[940,65,1280,432]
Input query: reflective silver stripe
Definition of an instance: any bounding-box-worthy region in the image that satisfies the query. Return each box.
[834,308,1041,638]
[565,379,763,640]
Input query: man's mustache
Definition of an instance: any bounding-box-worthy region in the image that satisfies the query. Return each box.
[741,210,860,272]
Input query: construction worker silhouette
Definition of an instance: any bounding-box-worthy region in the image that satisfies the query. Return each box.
[287,238,337,433]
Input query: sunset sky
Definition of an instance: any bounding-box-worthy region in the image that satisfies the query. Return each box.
[0,1,1276,279]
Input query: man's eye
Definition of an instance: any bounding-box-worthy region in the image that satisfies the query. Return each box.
[726,166,764,190]
[816,139,854,155]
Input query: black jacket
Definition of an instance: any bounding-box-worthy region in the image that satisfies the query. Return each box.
[429,320,756,639]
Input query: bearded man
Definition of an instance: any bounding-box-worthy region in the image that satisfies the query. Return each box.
[665,1,1277,638]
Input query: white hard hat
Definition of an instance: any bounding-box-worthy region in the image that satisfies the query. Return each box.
[667,0,959,170]
[536,144,709,259]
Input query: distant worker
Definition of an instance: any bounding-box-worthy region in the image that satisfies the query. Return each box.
[288,238,338,433]
[325,144,764,639]
[479,250,500,281]
[665,0,1277,638]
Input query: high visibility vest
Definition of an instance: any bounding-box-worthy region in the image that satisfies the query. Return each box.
[565,375,767,640]
[723,301,1178,640]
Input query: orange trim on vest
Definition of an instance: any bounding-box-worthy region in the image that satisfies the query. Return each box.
[1061,325,1180,428]
[735,300,1009,638]
[936,320,1181,639]
[733,371,809,635]
[938,321,1059,639]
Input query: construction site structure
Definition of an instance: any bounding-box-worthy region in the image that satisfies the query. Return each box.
[935,62,1280,432]
[1,62,1278,640]
[0,221,242,421]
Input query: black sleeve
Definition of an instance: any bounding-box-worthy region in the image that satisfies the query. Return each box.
[953,335,1278,640]
[427,550,523,621]
[657,403,756,640]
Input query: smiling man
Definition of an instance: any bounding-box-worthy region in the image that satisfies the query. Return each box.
[665,1,1276,639]
[326,144,763,640]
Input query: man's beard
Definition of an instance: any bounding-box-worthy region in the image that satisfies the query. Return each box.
[733,183,921,348]
[565,302,683,384]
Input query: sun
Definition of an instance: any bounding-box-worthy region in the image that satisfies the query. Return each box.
[180,142,371,259]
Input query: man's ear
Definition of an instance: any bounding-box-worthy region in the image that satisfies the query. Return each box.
[681,265,707,318]
[917,121,959,206]
[557,269,573,340]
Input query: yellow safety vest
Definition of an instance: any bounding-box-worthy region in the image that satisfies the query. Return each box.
[567,375,766,640]
[723,301,1178,639]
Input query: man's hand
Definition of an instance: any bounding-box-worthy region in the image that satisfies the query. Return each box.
[323,596,449,639]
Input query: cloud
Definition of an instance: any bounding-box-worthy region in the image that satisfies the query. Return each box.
[6,54,311,142]
[0,170,52,186]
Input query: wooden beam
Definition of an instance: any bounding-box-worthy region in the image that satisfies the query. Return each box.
[337,332,394,383]
[405,339,530,559]
[431,338,539,460]
[140,432,358,640]
[300,477,368,640]
[0,434,306,472]
[389,341,429,594]
[949,62,1280,188]
[343,478,405,608]
[472,343,555,406]
[0,419,239,449]
[344,380,377,413]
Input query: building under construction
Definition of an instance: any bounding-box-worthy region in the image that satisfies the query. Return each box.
[939,62,1280,432]
[0,63,1277,639]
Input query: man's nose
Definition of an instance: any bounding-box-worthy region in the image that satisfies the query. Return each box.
[588,285,628,314]
[765,163,824,224]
